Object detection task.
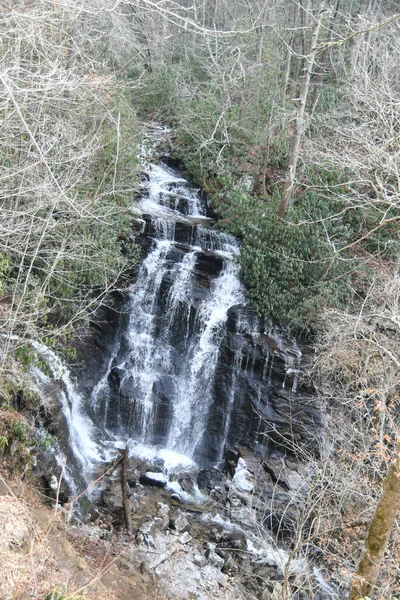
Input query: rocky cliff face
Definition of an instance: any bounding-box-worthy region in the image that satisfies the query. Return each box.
[73,156,326,468]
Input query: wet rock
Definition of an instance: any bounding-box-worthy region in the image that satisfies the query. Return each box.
[31,450,72,505]
[128,457,162,476]
[232,458,254,493]
[139,472,168,487]
[170,493,183,504]
[178,476,194,492]
[225,447,240,476]
[170,509,190,533]
[197,467,226,491]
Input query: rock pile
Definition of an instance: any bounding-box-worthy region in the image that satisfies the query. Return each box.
[81,447,336,600]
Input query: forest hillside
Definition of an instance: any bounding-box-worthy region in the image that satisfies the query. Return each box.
[0,1,399,600]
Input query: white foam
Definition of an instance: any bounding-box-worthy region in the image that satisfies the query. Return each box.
[128,442,197,471]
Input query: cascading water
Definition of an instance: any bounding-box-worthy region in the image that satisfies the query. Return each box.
[30,139,323,486]
[29,341,99,492]
[93,160,246,464]
[84,151,323,470]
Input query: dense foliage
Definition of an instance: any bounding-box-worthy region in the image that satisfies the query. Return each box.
[212,183,356,327]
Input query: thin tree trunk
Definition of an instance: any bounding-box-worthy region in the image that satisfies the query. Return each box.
[121,446,131,533]
[310,0,340,110]
[278,0,325,219]
[349,441,400,600]
[282,33,293,99]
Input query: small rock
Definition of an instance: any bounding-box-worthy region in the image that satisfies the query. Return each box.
[222,555,240,574]
[179,531,192,545]
[170,509,190,533]
[157,503,170,517]
[192,553,206,567]
[136,521,156,548]
[154,515,170,531]
[140,472,168,487]
[170,493,182,504]
[205,547,224,568]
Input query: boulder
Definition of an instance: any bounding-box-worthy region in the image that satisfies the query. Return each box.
[197,467,226,491]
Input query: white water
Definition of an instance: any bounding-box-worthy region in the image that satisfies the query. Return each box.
[166,259,245,455]
[104,159,247,460]
[30,341,99,482]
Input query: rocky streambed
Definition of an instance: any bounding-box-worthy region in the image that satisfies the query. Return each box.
[57,444,336,600]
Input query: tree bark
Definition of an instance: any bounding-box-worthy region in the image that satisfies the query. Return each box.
[278,0,325,219]
[349,441,400,600]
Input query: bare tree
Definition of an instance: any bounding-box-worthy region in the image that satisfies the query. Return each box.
[278,0,326,218]
[313,266,400,598]
[0,0,141,363]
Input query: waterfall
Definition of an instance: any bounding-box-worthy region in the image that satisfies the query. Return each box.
[30,149,319,482]
[93,161,247,463]
[30,341,99,489]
